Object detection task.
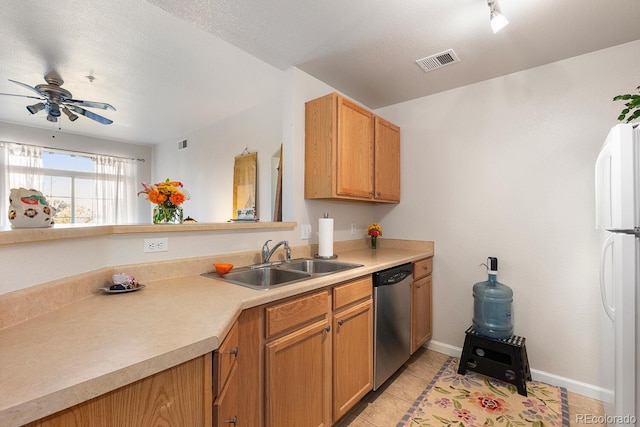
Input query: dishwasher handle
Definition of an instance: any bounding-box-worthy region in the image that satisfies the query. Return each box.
[374,270,412,287]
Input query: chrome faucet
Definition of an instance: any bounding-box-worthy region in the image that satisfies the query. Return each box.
[262,239,291,263]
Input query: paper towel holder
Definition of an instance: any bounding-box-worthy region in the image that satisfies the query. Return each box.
[316,212,337,259]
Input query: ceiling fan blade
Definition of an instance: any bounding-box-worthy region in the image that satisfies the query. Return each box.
[8,79,43,96]
[0,92,44,101]
[67,105,113,125]
[66,99,116,111]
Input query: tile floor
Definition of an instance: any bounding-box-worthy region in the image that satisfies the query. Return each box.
[335,348,606,427]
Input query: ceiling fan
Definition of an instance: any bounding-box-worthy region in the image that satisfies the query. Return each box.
[0,72,116,125]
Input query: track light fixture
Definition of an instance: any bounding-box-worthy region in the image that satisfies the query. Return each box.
[26,102,45,114]
[488,0,509,33]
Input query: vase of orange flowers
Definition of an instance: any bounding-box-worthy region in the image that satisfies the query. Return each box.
[367,222,382,249]
[138,179,190,224]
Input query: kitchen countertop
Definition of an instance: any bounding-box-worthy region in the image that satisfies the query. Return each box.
[0,245,433,426]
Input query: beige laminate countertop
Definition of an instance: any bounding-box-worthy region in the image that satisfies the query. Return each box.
[0,246,433,426]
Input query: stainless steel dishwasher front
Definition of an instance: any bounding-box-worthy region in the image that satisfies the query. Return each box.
[372,263,413,390]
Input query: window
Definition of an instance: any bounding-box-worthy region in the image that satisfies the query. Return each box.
[41,152,98,223]
[2,143,137,226]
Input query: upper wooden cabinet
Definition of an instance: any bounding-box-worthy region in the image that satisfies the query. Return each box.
[305,92,400,203]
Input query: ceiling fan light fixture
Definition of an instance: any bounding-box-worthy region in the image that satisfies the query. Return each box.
[62,106,79,121]
[26,102,45,115]
[46,114,57,123]
[488,0,509,33]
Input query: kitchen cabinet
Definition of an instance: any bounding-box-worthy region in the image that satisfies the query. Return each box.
[332,277,373,422]
[26,354,212,427]
[213,321,239,426]
[374,116,401,202]
[264,290,332,427]
[241,276,374,426]
[304,92,400,203]
[412,257,433,353]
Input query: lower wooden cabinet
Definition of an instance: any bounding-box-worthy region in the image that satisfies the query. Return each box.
[214,363,238,426]
[26,355,212,427]
[258,277,373,426]
[411,258,433,353]
[214,321,239,426]
[332,298,373,421]
[265,319,332,427]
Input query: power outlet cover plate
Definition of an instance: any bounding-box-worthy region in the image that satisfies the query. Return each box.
[301,224,312,239]
[144,238,168,253]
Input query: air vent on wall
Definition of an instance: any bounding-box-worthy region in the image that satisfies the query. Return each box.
[178,139,188,150]
[416,49,460,72]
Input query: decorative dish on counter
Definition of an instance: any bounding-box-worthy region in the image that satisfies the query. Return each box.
[100,272,144,293]
[99,284,146,294]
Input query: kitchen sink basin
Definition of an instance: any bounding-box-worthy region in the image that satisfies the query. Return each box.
[280,258,363,275]
[208,266,311,290]
[204,258,362,290]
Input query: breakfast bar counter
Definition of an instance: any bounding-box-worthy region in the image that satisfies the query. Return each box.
[0,241,433,426]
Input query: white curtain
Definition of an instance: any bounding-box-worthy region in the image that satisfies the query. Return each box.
[0,143,43,227]
[94,154,137,224]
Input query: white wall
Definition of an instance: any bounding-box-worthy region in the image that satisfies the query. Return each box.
[375,39,640,390]
[153,93,285,223]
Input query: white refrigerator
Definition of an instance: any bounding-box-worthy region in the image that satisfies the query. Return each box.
[595,123,638,425]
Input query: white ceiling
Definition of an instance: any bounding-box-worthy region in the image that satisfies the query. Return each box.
[1,0,640,146]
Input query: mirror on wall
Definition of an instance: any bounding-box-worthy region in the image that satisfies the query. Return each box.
[233,151,257,220]
[271,145,283,222]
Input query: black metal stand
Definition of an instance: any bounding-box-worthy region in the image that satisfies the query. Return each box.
[458,326,531,396]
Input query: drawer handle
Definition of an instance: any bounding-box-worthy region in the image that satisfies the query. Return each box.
[337,319,344,326]
[224,416,237,425]
[227,347,238,357]
[325,325,331,333]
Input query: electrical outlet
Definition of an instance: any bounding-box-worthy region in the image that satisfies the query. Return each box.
[144,238,168,253]
[351,223,357,235]
[301,224,312,239]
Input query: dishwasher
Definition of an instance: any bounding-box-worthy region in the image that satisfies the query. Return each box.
[373,262,413,390]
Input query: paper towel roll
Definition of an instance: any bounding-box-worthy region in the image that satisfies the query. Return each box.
[318,217,334,257]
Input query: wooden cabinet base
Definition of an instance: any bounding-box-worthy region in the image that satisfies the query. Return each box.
[27,355,212,427]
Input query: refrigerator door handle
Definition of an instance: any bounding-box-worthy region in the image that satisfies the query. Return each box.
[600,233,615,321]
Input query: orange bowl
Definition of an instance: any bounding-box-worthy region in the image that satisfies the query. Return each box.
[214,263,234,275]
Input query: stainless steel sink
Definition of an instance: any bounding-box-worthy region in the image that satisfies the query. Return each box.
[280,258,363,275]
[204,258,362,290]
[206,266,311,290]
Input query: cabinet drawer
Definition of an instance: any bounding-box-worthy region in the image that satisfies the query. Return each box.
[213,321,238,397]
[414,257,433,279]
[265,290,330,339]
[333,276,372,310]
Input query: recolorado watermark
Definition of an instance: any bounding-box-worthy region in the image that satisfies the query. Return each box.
[576,413,637,424]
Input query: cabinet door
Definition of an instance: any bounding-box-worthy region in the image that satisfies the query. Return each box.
[412,275,433,353]
[214,363,238,426]
[27,356,210,427]
[374,116,401,202]
[333,299,373,422]
[336,97,374,199]
[265,320,331,427]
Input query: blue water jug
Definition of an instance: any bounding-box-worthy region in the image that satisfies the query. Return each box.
[472,257,513,339]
